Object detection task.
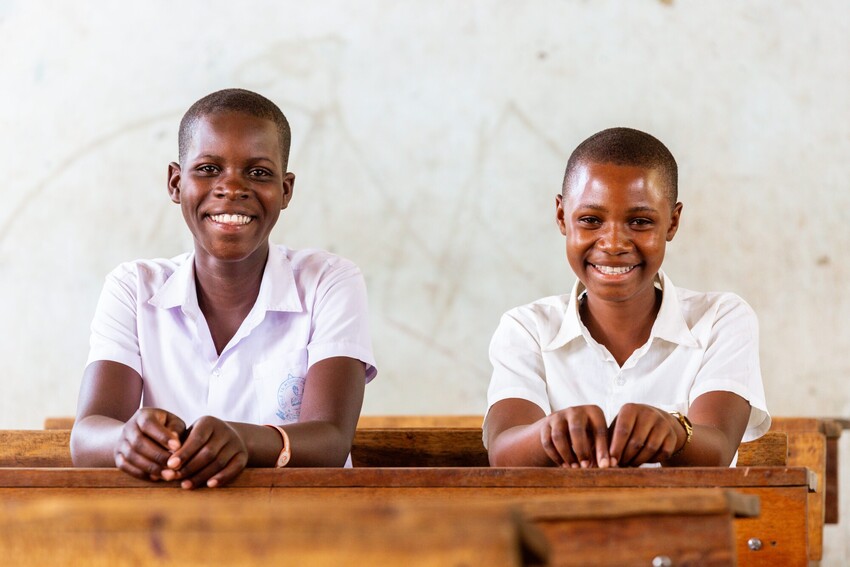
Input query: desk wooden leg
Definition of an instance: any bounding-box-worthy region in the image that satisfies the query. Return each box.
[735,487,808,567]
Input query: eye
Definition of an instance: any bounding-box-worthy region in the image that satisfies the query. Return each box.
[630,218,654,227]
[248,168,273,178]
[577,216,602,226]
[196,164,219,174]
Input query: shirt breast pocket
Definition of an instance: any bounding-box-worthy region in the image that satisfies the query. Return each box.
[254,349,308,425]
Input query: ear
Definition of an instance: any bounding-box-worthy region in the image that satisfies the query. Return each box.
[555,193,567,236]
[280,172,296,210]
[167,162,182,204]
[666,202,683,241]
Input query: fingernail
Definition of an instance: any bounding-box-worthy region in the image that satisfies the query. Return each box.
[168,439,181,451]
[161,469,175,481]
[207,478,218,488]
[599,458,610,468]
[610,458,618,467]
[167,456,180,469]
[580,460,590,469]
[181,480,192,490]
[570,462,579,469]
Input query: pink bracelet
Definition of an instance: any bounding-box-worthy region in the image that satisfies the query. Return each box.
[264,425,291,468]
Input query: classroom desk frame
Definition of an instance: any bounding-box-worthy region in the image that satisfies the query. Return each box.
[0,466,816,567]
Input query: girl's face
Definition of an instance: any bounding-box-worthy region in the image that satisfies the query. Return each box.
[556,160,682,306]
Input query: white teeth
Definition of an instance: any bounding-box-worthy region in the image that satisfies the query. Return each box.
[593,264,635,275]
[210,213,252,225]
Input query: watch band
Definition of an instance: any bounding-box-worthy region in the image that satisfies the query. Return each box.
[670,412,693,457]
[264,425,291,468]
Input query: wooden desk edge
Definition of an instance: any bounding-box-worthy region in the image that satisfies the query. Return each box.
[0,466,815,490]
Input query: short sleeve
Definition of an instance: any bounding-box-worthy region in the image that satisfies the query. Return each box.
[307,260,377,381]
[483,311,552,445]
[86,265,143,376]
[689,296,770,442]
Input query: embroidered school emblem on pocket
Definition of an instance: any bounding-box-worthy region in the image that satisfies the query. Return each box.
[276,373,305,422]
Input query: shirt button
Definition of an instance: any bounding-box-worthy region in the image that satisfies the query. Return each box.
[212,368,221,377]
[616,375,625,386]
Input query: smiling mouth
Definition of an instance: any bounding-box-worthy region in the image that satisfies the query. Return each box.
[591,264,637,275]
[208,213,253,226]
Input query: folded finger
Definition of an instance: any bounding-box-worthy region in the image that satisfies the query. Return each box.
[205,453,249,488]
[137,414,182,452]
[115,448,162,481]
[630,426,668,466]
[550,420,579,468]
[183,447,239,489]
[167,425,212,472]
[540,422,565,466]
[608,413,636,466]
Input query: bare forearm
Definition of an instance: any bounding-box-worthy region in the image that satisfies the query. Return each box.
[230,421,355,468]
[664,424,737,467]
[69,415,124,467]
[489,421,554,467]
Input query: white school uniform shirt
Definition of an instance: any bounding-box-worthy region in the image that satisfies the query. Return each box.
[87,243,376,427]
[484,270,770,448]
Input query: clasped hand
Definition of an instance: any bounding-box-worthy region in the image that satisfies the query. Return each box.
[115,409,249,488]
[540,403,685,468]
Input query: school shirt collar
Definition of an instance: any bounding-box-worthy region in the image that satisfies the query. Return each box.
[149,244,305,314]
[541,269,698,352]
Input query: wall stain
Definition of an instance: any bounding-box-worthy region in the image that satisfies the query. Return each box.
[0,110,180,248]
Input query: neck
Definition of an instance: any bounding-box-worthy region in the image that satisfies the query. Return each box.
[193,246,269,318]
[580,286,662,366]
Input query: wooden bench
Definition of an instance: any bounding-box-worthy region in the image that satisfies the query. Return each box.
[0,467,800,566]
[2,427,788,468]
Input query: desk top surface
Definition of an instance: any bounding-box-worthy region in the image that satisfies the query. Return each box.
[0,466,816,491]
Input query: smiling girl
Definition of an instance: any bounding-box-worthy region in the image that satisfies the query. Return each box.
[484,128,769,468]
[71,89,376,487]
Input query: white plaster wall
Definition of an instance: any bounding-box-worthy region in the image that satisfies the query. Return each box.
[1,1,849,561]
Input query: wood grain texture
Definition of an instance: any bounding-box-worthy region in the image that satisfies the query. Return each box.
[736,431,787,466]
[358,415,484,428]
[0,467,812,567]
[352,427,489,466]
[787,431,826,562]
[0,430,73,467]
[0,496,544,567]
[771,416,842,525]
[33,423,789,469]
[518,489,760,520]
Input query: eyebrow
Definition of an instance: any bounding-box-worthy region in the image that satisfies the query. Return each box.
[192,153,277,164]
[576,203,659,214]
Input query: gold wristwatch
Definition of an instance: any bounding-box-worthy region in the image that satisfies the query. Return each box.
[670,412,693,456]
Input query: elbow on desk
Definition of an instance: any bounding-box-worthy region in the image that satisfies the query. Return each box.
[68,426,87,467]
[68,422,110,468]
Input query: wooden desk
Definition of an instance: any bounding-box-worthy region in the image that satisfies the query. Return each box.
[0,467,811,566]
[0,488,756,567]
[769,416,846,561]
[772,417,843,524]
[0,495,545,567]
[520,489,756,566]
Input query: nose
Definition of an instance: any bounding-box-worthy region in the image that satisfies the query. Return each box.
[214,172,249,200]
[597,223,632,254]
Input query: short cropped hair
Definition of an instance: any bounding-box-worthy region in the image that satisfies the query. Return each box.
[178,88,291,168]
[562,127,678,205]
